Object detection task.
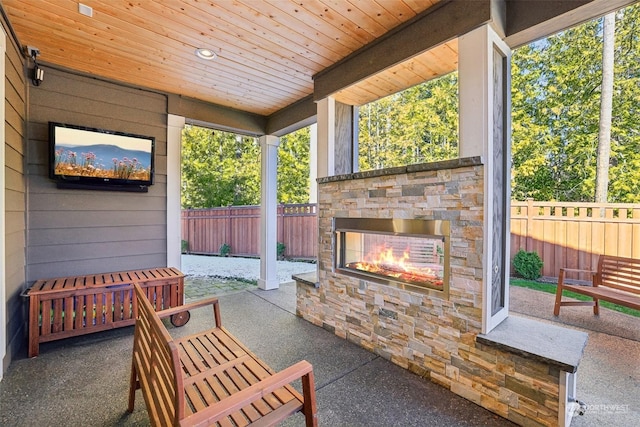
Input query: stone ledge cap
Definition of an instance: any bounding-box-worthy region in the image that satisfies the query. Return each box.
[477,315,588,373]
[293,272,319,288]
[317,156,483,184]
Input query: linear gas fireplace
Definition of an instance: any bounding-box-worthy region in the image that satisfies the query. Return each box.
[333,218,450,296]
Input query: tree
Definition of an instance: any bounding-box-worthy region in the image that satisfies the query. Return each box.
[511,4,640,202]
[595,12,615,203]
[278,127,311,203]
[359,73,458,171]
[181,125,312,208]
[606,5,640,203]
[181,126,260,208]
[511,19,604,202]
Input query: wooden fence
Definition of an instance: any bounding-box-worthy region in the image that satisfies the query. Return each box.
[182,201,640,278]
[510,200,640,277]
[181,204,317,259]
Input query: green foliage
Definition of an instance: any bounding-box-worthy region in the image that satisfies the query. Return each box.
[511,4,640,202]
[277,242,286,260]
[219,243,231,257]
[181,125,311,209]
[181,126,260,209]
[512,250,544,280]
[358,73,459,171]
[278,127,311,203]
[181,240,189,254]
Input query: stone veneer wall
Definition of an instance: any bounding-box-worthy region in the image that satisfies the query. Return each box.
[297,157,563,426]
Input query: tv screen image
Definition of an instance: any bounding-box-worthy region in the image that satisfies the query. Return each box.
[49,122,155,189]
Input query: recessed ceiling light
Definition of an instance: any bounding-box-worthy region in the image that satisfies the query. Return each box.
[195,48,217,60]
[79,3,93,17]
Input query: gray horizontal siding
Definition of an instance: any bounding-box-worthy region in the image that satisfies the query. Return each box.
[27,253,168,281]
[4,16,27,369]
[28,239,166,264]
[27,67,168,283]
[28,209,166,228]
[27,224,166,246]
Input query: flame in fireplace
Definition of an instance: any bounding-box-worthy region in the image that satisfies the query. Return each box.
[346,245,443,287]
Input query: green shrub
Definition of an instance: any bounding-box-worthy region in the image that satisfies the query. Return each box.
[181,240,189,254]
[512,249,543,280]
[277,242,286,260]
[219,243,231,257]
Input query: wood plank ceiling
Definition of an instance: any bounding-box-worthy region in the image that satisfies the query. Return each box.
[3,0,458,116]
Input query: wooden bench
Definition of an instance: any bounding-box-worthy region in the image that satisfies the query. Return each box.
[554,255,640,315]
[128,282,318,427]
[24,267,187,357]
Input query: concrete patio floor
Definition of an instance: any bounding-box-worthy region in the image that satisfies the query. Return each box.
[0,277,638,426]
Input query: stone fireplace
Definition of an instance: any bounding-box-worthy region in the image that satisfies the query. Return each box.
[295,157,588,427]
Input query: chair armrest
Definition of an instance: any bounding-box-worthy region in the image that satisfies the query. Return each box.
[559,268,596,275]
[155,297,221,327]
[558,268,597,287]
[180,361,315,427]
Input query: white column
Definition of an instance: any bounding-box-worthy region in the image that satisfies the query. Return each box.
[316,97,335,178]
[167,115,185,269]
[309,123,318,203]
[259,135,280,290]
[459,24,511,333]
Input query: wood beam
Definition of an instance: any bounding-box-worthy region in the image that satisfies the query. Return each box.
[266,95,316,137]
[167,94,267,136]
[313,0,492,102]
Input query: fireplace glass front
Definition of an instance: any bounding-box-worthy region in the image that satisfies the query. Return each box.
[333,218,450,296]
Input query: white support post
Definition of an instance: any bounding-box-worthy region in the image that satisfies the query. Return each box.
[560,371,579,427]
[316,97,335,178]
[309,123,318,203]
[167,114,185,270]
[459,24,512,333]
[259,135,280,290]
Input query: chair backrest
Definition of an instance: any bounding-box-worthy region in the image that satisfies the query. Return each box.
[132,282,184,425]
[598,255,640,295]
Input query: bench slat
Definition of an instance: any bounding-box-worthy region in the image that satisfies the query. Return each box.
[249,400,308,427]
[64,296,74,330]
[242,358,296,409]
[561,284,640,310]
[221,362,274,417]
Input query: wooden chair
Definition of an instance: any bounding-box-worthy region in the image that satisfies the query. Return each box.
[128,282,318,426]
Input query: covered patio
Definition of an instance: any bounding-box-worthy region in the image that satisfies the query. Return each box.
[1,1,638,426]
[1,275,638,426]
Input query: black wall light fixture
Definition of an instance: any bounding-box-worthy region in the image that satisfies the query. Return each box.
[27,46,44,86]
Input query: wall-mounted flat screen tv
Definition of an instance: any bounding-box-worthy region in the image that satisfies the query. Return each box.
[49,122,155,191]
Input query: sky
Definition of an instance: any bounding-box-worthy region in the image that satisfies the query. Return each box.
[55,126,153,153]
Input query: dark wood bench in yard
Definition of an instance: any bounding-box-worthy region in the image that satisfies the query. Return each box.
[24,267,187,357]
[128,282,318,427]
[554,255,640,316]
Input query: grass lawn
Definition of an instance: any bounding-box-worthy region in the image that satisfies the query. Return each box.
[510,278,640,318]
